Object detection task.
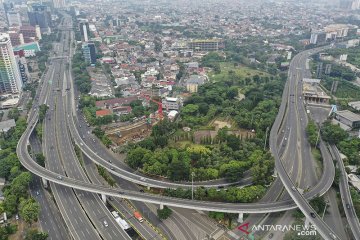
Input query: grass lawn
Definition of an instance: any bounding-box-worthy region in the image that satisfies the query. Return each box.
[312,148,323,179]
[209,62,270,82]
[168,140,194,149]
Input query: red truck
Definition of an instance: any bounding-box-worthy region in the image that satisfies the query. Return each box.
[134,211,144,223]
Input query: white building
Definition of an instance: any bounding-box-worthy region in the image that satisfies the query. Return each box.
[0,33,22,94]
[162,97,181,110]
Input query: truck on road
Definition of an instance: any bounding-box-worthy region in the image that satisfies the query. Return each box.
[134,211,144,223]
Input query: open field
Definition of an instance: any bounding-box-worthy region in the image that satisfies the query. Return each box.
[209,62,270,82]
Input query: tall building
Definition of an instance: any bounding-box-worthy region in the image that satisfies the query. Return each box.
[0,33,22,94]
[52,0,66,9]
[6,11,22,26]
[27,3,51,34]
[82,42,96,65]
[79,20,90,42]
[188,39,224,51]
[8,31,24,46]
[20,25,42,43]
[310,31,326,45]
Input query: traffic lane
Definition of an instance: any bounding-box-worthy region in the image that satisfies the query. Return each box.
[323,188,348,240]
[29,136,70,240]
[111,174,177,240]
[334,145,360,239]
[81,155,162,240]
[30,175,70,240]
[54,64,130,240]
[44,61,101,240]
[270,46,338,239]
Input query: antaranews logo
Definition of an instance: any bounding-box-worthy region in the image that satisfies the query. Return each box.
[238,222,255,240]
[237,222,317,239]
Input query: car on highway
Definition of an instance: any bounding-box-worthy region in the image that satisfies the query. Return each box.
[329,232,337,239]
[140,177,146,181]
[346,204,351,209]
[110,167,114,170]
[291,186,296,191]
[57,175,63,180]
[310,212,316,218]
[139,189,144,193]
[103,220,108,227]
[108,160,112,163]
[36,191,40,196]
[15,214,19,220]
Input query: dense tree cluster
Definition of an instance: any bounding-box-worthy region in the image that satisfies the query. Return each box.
[0,118,41,234]
[351,188,360,217]
[38,104,49,122]
[0,224,17,240]
[320,121,349,144]
[92,127,112,147]
[127,135,274,182]
[164,185,266,203]
[181,76,284,132]
[72,47,92,93]
[25,229,48,240]
[306,121,319,147]
[338,138,360,166]
[157,206,172,220]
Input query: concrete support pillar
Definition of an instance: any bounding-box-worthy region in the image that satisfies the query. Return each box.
[237,212,244,223]
[101,194,107,204]
[147,186,150,190]
[160,204,164,210]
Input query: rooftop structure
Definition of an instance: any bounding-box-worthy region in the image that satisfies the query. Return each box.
[96,109,112,117]
[302,78,330,104]
[348,101,360,111]
[335,110,360,129]
[0,119,16,133]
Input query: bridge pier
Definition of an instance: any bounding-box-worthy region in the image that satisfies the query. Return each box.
[101,194,107,204]
[160,204,164,210]
[237,212,244,223]
[147,186,150,190]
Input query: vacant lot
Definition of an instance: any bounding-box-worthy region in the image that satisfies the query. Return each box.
[209,62,270,82]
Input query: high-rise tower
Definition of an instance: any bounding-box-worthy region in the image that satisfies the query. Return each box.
[0,33,22,94]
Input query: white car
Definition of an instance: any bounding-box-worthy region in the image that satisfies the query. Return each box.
[103,220,108,227]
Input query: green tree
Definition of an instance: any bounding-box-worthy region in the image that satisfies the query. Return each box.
[219,161,248,182]
[306,121,319,147]
[321,121,348,144]
[25,229,49,240]
[19,198,40,225]
[92,127,105,138]
[157,206,172,220]
[168,152,190,181]
[35,153,46,167]
[126,147,151,169]
[8,108,20,121]
[3,194,17,215]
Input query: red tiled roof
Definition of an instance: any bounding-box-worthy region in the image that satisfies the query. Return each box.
[96,109,112,117]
